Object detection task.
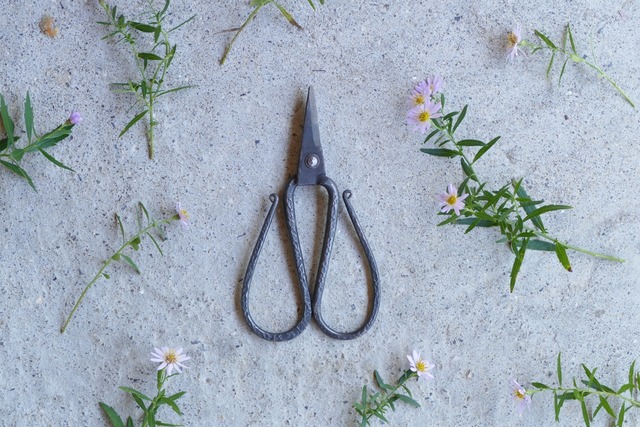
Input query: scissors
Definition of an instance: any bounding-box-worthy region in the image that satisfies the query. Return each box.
[241,86,380,341]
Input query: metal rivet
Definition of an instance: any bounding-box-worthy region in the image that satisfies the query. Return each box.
[305,154,319,168]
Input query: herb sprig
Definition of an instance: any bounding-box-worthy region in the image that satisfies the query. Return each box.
[60,202,187,333]
[0,92,77,190]
[98,0,195,159]
[219,0,324,65]
[524,353,640,426]
[411,78,623,291]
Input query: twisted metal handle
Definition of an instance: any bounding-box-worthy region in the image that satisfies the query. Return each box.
[241,185,312,342]
[312,181,380,340]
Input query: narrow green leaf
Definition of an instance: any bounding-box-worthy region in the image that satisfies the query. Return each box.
[10,148,25,162]
[628,360,635,386]
[147,411,157,427]
[558,59,569,85]
[472,136,500,163]
[374,371,390,390]
[515,184,546,231]
[129,22,157,32]
[0,159,35,190]
[419,147,459,157]
[395,394,421,408]
[115,213,126,244]
[373,412,389,423]
[167,391,186,401]
[554,242,572,271]
[522,204,572,223]
[119,386,152,401]
[37,124,73,149]
[99,402,125,427]
[460,158,478,182]
[522,239,556,251]
[24,92,34,142]
[361,385,367,407]
[0,94,15,148]
[535,30,558,49]
[510,244,526,292]
[598,395,616,419]
[567,24,577,53]
[119,110,148,138]
[557,353,563,386]
[126,417,134,427]
[454,218,495,228]
[273,2,302,29]
[423,128,440,144]
[457,139,485,147]
[38,148,75,171]
[161,397,183,415]
[130,236,141,251]
[547,51,556,79]
[111,253,121,261]
[452,105,467,133]
[121,254,141,274]
[138,52,163,61]
[102,272,111,279]
[146,232,164,256]
[580,398,591,427]
[531,382,549,389]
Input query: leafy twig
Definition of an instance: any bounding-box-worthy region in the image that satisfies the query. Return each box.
[219,0,324,65]
[60,202,184,333]
[524,353,640,426]
[0,92,78,190]
[98,0,195,158]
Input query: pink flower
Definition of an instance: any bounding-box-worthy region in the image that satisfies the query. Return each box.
[68,111,82,125]
[426,75,444,94]
[438,184,468,216]
[511,380,531,415]
[407,100,442,134]
[408,81,431,107]
[176,203,189,227]
[407,350,435,381]
[150,347,190,375]
[506,26,524,61]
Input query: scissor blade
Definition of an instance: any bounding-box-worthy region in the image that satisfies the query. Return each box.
[297,86,326,185]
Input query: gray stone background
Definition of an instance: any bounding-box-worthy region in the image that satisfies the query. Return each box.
[1,0,639,426]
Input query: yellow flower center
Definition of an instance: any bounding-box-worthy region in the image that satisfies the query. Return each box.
[446,194,457,205]
[165,351,178,364]
[414,94,425,105]
[416,360,427,372]
[418,111,431,123]
[180,209,189,219]
[514,389,525,400]
[507,32,519,47]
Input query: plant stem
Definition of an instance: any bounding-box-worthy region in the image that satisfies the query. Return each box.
[219,2,268,65]
[60,218,173,334]
[529,386,640,408]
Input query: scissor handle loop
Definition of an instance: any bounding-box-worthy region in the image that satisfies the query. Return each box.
[312,177,381,340]
[241,190,312,342]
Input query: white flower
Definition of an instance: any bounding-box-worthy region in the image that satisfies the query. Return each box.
[407,350,435,381]
[150,347,190,375]
[438,184,468,216]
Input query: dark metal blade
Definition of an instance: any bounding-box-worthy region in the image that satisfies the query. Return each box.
[297,86,326,185]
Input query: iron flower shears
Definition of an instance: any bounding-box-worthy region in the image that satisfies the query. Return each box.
[241,87,380,341]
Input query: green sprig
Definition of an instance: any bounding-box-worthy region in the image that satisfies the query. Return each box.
[354,370,421,426]
[219,0,325,65]
[520,23,635,108]
[0,92,75,190]
[98,0,195,159]
[528,353,640,426]
[60,202,180,333]
[421,91,623,292]
[100,366,186,427]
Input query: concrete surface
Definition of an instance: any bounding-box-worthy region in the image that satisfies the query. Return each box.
[1,0,639,426]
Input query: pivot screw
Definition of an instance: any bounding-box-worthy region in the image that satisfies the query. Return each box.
[305,154,319,169]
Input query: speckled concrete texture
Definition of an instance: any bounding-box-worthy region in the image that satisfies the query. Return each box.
[1,1,639,426]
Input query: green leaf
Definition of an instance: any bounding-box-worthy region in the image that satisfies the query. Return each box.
[554,242,572,271]
[129,22,157,32]
[146,411,157,427]
[167,391,186,401]
[374,370,390,391]
[0,94,15,149]
[103,272,111,279]
[547,51,556,79]
[10,148,25,162]
[558,59,569,85]
[395,394,421,408]
[472,136,500,163]
[119,110,148,138]
[452,105,467,133]
[111,253,121,261]
[24,92,34,142]
[38,148,75,171]
[457,139,485,147]
[0,159,35,190]
[579,397,591,427]
[522,239,556,251]
[531,382,549,389]
[420,147,459,157]
[273,2,302,29]
[119,386,152,401]
[121,254,141,274]
[535,30,558,49]
[567,23,577,53]
[37,124,73,149]
[515,184,546,231]
[522,204,572,223]
[423,128,440,144]
[509,241,527,292]
[460,158,478,182]
[130,236,141,251]
[160,396,183,415]
[628,360,636,386]
[160,0,171,16]
[126,417,134,427]
[155,85,194,98]
[454,217,495,228]
[557,353,563,386]
[138,52,163,61]
[598,395,616,419]
[99,402,125,427]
